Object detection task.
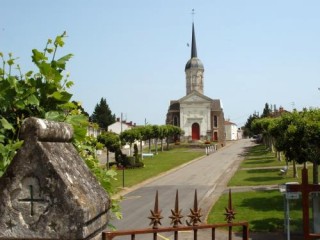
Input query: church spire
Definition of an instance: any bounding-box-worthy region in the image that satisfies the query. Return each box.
[191,22,197,58]
[185,21,204,95]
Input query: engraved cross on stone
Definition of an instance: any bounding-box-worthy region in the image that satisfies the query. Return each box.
[18,185,47,216]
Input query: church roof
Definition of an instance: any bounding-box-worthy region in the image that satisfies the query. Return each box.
[167,100,180,111]
[185,23,204,71]
[178,91,222,111]
[179,90,213,102]
[185,58,204,70]
[211,99,222,111]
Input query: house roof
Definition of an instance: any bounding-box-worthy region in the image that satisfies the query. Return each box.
[225,120,237,126]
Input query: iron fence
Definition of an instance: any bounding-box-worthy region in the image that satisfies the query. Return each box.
[102,189,249,240]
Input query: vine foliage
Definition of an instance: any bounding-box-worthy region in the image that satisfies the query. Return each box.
[0,32,120,218]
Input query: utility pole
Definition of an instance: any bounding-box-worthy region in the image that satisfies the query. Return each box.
[121,112,124,188]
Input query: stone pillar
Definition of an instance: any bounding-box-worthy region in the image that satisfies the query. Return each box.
[0,117,110,239]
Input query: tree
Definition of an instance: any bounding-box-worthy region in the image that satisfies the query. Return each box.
[119,128,139,157]
[261,103,272,118]
[267,109,320,182]
[151,125,160,154]
[98,132,121,169]
[158,125,167,152]
[243,113,260,137]
[143,125,154,152]
[90,98,115,130]
[252,117,275,150]
[164,125,183,150]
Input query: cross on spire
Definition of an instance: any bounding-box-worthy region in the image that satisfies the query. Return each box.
[192,9,195,22]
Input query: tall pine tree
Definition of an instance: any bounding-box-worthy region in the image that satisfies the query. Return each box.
[90,98,115,130]
[261,103,271,118]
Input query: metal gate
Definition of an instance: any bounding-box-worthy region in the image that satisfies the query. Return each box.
[102,189,249,240]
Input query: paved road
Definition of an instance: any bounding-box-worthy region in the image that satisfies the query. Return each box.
[108,139,254,239]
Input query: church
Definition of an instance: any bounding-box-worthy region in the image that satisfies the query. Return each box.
[166,23,226,146]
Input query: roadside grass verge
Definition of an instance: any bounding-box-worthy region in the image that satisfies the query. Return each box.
[207,190,303,233]
[227,168,307,186]
[208,143,306,233]
[240,144,284,168]
[109,148,204,192]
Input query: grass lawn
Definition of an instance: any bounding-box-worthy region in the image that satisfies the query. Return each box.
[228,144,314,186]
[110,147,204,191]
[207,190,303,233]
[228,168,306,186]
[207,143,310,233]
[240,144,284,168]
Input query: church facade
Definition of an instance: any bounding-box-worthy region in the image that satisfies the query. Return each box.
[166,23,226,146]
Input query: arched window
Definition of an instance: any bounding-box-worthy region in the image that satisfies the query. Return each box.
[213,116,218,128]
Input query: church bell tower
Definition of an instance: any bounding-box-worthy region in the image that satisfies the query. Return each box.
[185,23,204,95]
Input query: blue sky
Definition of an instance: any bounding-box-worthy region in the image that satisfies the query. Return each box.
[2,1,320,127]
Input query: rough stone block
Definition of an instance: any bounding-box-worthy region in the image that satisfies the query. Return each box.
[0,117,110,239]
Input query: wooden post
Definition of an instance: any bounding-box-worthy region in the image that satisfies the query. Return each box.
[286,167,320,239]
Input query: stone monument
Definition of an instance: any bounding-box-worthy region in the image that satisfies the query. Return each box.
[0,117,110,239]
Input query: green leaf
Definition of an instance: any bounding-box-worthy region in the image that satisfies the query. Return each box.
[25,71,33,78]
[58,102,77,111]
[0,134,4,143]
[32,49,47,64]
[11,140,23,150]
[65,80,74,88]
[66,114,88,127]
[38,62,61,82]
[72,125,87,141]
[7,59,14,66]
[49,91,72,102]
[54,35,65,47]
[55,54,73,70]
[66,114,89,141]
[45,111,65,121]
[26,94,39,106]
[15,100,25,109]
[8,76,17,88]
[0,118,13,130]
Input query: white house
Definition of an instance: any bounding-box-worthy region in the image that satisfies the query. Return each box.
[87,125,103,138]
[108,118,135,135]
[225,120,238,141]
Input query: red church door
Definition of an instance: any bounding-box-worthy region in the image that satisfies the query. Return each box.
[192,123,200,140]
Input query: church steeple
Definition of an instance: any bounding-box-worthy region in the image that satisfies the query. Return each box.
[185,22,204,95]
[191,23,197,58]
